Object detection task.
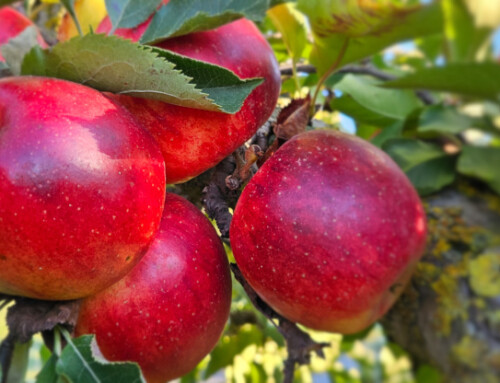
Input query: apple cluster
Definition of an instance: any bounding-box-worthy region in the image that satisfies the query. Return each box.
[0,6,279,382]
[0,5,428,383]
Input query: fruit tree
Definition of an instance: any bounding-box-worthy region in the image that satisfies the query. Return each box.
[0,1,499,383]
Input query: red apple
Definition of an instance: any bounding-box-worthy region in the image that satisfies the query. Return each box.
[0,76,166,300]
[97,16,281,184]
[75,193,232,383]
[230,130,427,334]
[0,6,47,61]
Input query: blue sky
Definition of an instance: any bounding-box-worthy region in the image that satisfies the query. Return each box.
[494,29,500,56]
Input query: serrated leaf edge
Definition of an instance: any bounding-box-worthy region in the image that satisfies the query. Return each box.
[28,33,221,110]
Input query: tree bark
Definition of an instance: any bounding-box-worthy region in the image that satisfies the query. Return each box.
[382,182,500,383]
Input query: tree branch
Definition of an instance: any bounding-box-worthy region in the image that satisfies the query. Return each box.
[280,64,316,75]
[201,156,239,239]
[230,264,328,383]
[0,295,81,380]
[280,63,435,105]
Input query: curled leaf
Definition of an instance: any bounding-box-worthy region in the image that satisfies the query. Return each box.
[298,0,421,38]
[274,96,311,141]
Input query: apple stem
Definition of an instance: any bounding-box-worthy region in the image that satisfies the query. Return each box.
[230,264,329,383]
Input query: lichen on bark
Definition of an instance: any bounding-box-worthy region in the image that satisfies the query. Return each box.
[382,182,500,383]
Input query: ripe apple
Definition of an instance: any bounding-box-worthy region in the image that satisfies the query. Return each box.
[0,6,47,61]
[75,192,232,383]
[97,16,281,184]
[0,76,166,300]
[230,130,427,334]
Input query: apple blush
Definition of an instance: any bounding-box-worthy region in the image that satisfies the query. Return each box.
[230,130,427,334]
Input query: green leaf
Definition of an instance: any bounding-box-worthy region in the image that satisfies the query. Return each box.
[330,95,397,127]
[335,75,422,120]
[141,0,270,44]
[60,0,82,36]
[40,344,53,364]
[21,34,262,114]
[36,354,59,383]
[270,0,291,6]
[383,138,446,171]
[371,121,404,148]
[298,0,421,38]
[340,325,374,353]
[179,368,197,383]
[383,138,456,195]
[247,363,267,382]
[267,35,290,63]
[298,1,443,74]
[105,0,162,33]
[416,34,445,62]
[442,0,492,62]
[204,326,263,379]
[406,156,456,196]
[418,105,472,135]
[383,63,500,100]
[457,146,500,194]
[56,334,146,383]
[267,3,307,62]
[416,365,444,383]
[355,124,380,140]
[0,26,41,76]
[154,47,263,113]
[5,341,30,383]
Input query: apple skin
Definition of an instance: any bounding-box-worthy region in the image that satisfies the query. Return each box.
[230,130,427,334]
[75,193,232,383]
[97,17,281,184]
[0,76,166,300]
[0,6,47,61]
